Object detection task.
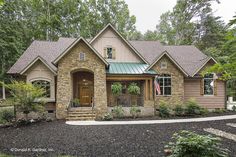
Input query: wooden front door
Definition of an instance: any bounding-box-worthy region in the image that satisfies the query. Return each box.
[79,86,92,106]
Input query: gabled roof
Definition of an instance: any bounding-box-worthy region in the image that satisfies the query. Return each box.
[145,51,189,76]
[20,56,57,75]
[53,37,109,66]
[191,57,217,77]
[8,24,214,78]
[90,23,149,64]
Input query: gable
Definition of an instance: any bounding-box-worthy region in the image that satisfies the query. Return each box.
[193,58,217,77]
[151,55,185,77]
[90,24,147,63]
[53,38,108,66]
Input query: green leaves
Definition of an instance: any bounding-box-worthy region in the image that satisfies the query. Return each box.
[166,130,229,157]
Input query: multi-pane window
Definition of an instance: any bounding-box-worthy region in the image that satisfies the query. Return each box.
[32,80,51,98]
[156,74,171,96]
[107,47,113,59]
[204,74,214,95]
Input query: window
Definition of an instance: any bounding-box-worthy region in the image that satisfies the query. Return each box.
[107,47,113,59]
[79,52,85,61]
[204,74,214,95]
[160,61,167,69]
[32,80,51,98]
[156,74,171,96]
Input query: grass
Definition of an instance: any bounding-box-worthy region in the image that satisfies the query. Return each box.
[0,152,13,157]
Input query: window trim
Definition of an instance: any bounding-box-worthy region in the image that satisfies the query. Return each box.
[31,79,51,98]
[156,74,172,96]
[203,74,214,96]
[160,61,167,69]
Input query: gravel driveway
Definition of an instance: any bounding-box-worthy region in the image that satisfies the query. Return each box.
[0,119,236,157]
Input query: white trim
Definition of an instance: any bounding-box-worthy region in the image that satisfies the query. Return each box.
[146,51,189,76]
[53,37,109,66]
[66,115,236,125]
[89,23,149,64]
[191,57,217,77]
[20,56,57,75]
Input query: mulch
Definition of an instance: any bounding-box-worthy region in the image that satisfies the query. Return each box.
[0,119,236,157]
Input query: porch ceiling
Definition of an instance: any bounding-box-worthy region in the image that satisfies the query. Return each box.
[106,62,157,75]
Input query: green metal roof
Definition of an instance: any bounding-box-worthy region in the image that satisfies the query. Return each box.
[106,62,157,75]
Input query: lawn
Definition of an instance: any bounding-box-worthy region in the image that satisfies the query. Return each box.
[0,119,236,157]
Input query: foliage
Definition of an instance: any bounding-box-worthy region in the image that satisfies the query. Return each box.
[111,82,122,96]
[0,0,138,83]
[185,98,201,115]
[213,108,226,114]
[232,105,236,112]
[112,105,124,118]
[199,108,209,115]
[127,82,140,95]
[102,112,113,121]
[159,100,170,118]
[166,130,229,157]
[130,105,141,119]
[0,108,14,123]
[72,98,80,105]
[173,104,184,116]
[3,81,45,120]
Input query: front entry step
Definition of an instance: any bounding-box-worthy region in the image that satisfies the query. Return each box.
[66,108,96,121]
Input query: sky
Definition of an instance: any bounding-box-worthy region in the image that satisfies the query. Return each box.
[124,0,236,33]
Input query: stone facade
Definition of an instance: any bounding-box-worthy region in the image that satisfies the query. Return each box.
[56,40,107,119]
[152,55,185,107]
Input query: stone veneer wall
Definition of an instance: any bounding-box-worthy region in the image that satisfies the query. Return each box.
[152,55,184,107]
[56,41,107,119]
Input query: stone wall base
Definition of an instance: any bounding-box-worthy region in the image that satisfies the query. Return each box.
[108,106,154,117]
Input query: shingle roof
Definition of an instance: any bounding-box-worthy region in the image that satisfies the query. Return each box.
[107,62,157,75]
[8,37,211,77]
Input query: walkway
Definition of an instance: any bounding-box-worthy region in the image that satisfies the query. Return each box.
[66,114,236,126]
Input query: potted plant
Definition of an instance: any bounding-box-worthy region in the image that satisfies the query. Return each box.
[111,82,122,106]
[72,98,80,107]
[127,82,140,106]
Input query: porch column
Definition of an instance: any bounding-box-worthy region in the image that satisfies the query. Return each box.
[149,79,153,100]
[145,79,149,100]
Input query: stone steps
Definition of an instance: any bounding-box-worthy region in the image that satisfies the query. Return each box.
[66,108,95,121]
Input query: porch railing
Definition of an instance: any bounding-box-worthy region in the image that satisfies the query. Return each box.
[108,95,144,107]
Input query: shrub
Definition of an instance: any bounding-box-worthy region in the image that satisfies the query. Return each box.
[232,105,236,112]
[0,108,14,123]
[3,81,45,120]
[214,108,226,114]
[185,98,201,115]
[111,82,122,96]
[130,106,141,118]
[199,108,209,115]
[112,105,124,118]
[103,113,113,121]
[166,130,228,157]
[173,104,184,116]
[127,83,140,95]
[159,100,170,118]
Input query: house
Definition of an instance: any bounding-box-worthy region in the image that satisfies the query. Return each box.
[8,24,226,120]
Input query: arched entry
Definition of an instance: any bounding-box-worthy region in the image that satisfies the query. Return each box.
[72,70,94,107]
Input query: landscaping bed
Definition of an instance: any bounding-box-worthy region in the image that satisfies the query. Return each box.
[110,110,236,121]
[0,119,236,157]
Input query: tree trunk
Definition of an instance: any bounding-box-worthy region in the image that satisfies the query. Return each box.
[2,81,5,99]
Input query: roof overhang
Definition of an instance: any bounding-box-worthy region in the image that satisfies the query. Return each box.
[53,37,109,67]
[20,56,57,75]
[191,57,217,77]
[145,50,189,77]
[90,23,149,64]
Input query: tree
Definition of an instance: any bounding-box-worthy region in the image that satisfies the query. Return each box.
[143,30,160,41]
[3,81,45,120]
[155,0,222,45]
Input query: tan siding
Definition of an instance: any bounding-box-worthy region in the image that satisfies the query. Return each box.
[91,27,143,63]
[25,61,56,101]
[184,78,225,108]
